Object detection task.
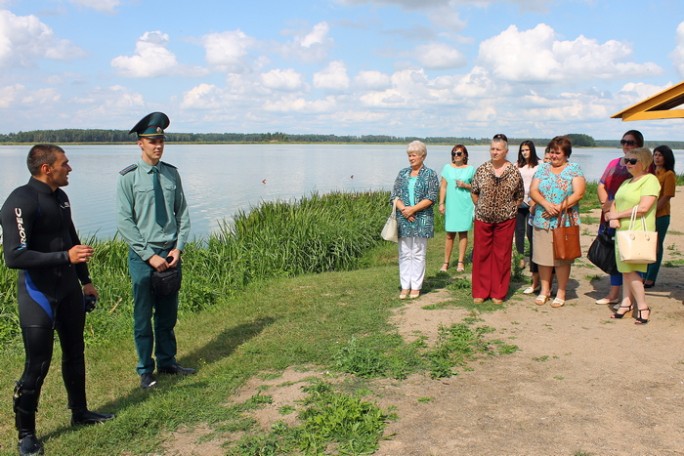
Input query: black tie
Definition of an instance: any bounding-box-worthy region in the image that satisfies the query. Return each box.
[152,167,168,227]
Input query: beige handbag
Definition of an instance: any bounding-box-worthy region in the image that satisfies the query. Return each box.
[380,198,399,243]
[616,206,657,264]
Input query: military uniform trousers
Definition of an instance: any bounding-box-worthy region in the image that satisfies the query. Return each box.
[128,247,180,375]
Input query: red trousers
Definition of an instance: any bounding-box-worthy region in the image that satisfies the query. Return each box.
[472,218,516,300]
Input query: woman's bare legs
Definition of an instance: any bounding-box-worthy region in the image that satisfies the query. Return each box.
[457,232,468,270]
[441,231,456,271]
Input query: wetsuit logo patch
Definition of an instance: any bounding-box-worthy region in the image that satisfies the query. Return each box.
[14,208,27,249]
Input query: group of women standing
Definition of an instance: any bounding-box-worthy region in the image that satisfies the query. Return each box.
[390,130,675,325]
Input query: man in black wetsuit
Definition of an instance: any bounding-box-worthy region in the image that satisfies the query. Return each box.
[0,144,114,456]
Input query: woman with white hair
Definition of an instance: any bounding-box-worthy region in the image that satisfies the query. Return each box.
[391,140,439,299]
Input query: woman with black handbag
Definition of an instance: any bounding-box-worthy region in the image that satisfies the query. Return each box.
[594,130,644,307]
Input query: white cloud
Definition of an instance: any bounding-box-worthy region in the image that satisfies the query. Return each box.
[299,22,330,48]
[260,69,304,91]
[21,88,60,105]
[0,10,85,68]
[672,21,684,77]
[181,83,223,109]
[69,0,120,13]
[426,5,466,30]
[202,30,253,71]
[111,31,178,77]
[359,68,430,108]
[338,0,454,9]
[71,85,144,109]
[478,24,662,82]
[616,81,674,105]
[278,22,332,63]
[355,70,391,89]
[313,61,350,90]
[448,66,497,98]
[0,83,24,108]
[263,95,337,113]
[338,0,549,11]
[416,42,466,69]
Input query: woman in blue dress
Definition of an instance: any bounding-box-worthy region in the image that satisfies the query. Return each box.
[438,145,475,272]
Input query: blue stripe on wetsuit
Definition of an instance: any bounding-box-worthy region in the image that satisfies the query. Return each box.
[24,273,53,320]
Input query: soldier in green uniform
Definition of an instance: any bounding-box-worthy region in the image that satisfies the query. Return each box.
[117,112,195,389]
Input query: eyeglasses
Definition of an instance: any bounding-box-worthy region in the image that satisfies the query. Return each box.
[452,152,463,157]
[620,139,636,147]
[624,158,639,165]
[493,133,508,142]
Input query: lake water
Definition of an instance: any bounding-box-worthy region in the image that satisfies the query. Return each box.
[1,144,682,240]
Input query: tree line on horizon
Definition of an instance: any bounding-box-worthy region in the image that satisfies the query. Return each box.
[0,129,681,149]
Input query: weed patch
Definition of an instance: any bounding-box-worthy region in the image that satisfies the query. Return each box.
[227,380,394,456]
[335,318,518,380]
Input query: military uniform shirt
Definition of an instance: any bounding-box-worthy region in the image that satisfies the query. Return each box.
[117,159,190,261]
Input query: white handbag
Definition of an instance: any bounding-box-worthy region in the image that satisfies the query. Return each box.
[616,206,657,264]
[380,198,399,243]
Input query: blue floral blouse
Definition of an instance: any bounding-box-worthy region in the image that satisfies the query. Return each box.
[391,166,439,238]
[531,162,584,230]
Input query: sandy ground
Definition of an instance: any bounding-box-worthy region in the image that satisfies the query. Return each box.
[166,187,684,456]
[375,187,684,456]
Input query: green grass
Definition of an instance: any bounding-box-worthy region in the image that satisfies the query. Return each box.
[0,190,519,456]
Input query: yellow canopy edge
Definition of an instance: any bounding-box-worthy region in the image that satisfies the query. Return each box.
[612,81,684,121]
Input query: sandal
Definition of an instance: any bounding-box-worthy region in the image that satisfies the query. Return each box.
[456,262,465,272]
[551,297,565,308]
[523,285,540,295]
[534,294,550,306]
[610,305,632,319]
[439,262,449,272]
[635,307,651,325]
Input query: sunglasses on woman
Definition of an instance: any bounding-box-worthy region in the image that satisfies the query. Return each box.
[620,139,636,146]
[452,152,463,157]
[624,158,639,165]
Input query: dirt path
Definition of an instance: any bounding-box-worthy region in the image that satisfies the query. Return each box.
[378,187,684,456]
[165,188,684,456]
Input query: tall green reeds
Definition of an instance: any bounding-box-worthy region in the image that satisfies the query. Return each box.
[0,191,393,347]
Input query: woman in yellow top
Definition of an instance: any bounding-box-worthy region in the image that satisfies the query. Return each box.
[643,145,676,288]
[606,147,660,325]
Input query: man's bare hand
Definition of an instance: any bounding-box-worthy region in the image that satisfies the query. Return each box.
[68,245,94,264]
[148,254,168,272]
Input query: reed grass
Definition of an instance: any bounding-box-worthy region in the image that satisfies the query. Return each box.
[0,191,392,347]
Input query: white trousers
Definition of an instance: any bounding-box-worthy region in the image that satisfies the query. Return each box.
[398,237,428,290]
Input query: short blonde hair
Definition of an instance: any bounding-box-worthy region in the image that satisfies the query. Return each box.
[407,140,427,157]
[627,147,653,169]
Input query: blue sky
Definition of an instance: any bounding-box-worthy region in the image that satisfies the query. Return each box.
[2,0,684,140]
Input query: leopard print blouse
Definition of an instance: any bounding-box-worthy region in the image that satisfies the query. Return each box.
[471,161,524,223]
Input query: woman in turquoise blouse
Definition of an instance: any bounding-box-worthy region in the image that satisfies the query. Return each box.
[529,136,585,308]
[390,140,439,299]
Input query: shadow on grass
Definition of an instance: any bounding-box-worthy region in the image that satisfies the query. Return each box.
[42,317,275,442]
